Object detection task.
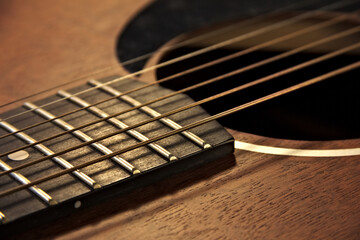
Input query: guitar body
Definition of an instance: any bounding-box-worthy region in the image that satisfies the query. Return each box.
[1,0,360,239]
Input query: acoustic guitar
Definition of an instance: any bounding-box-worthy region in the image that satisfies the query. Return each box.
[0,0,359,239]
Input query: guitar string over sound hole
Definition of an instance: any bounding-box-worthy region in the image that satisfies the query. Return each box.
[156,12,360,141]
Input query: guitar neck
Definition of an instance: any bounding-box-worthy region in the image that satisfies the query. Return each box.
[0,76,233,235]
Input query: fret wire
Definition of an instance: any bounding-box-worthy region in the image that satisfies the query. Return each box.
[0,8,357,160]
[0,120,100,190]
[57,90,178,161]
[0,211,6,223]
[89,80,212,149]
[0,136,56,205]
[0,159,56,205]
[0,36,358,179]
[0,61,357,198]
[23,102,140,175]
[0,0,355,127]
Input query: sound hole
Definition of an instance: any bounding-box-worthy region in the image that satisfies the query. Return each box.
[156,13,360,141]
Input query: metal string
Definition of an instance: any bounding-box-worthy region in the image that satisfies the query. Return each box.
[0,0,328,111]
[0,61,358,198]
[0,0,358,197]
[0,0,355,124]
[0,13,358,160]
[0,5,358,144]
[0,37,358,178]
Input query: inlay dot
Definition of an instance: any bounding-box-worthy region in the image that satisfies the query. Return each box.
[74,201,82,209]
[8,150,29,161]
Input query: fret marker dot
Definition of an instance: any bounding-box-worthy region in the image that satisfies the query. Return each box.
[8,150,29,161]
[74,201,82,209]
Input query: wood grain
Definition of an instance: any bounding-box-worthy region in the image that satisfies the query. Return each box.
[0,0,148,108]
[1,0,360,239]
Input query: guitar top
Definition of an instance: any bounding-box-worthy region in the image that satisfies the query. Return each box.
[0,0,360,239]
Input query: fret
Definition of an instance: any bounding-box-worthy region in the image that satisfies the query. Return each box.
[0,120,100,190]
[0,160,55,205]
[0,125,56,205]
[0,76,234,233]
[58,90,178,161]
[0,211,6,224]
[23,102,140,175]
[0,161,55,206]
[89,80,212,149]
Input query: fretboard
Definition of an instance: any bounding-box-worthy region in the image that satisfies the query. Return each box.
[0,76,233,235]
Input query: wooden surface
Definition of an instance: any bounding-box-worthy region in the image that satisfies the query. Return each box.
[1,1,360,239]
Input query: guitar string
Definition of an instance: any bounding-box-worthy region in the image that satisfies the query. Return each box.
[0,13,351,143]
[1,12,356,147]
[0,14,357,161]
[0,61,357,198]
[0,0,358,194]
[104,0,323,68]
[0,5,357,144]
[0,0,355,123]
[0,0,332,110]
[0,33,358,178]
